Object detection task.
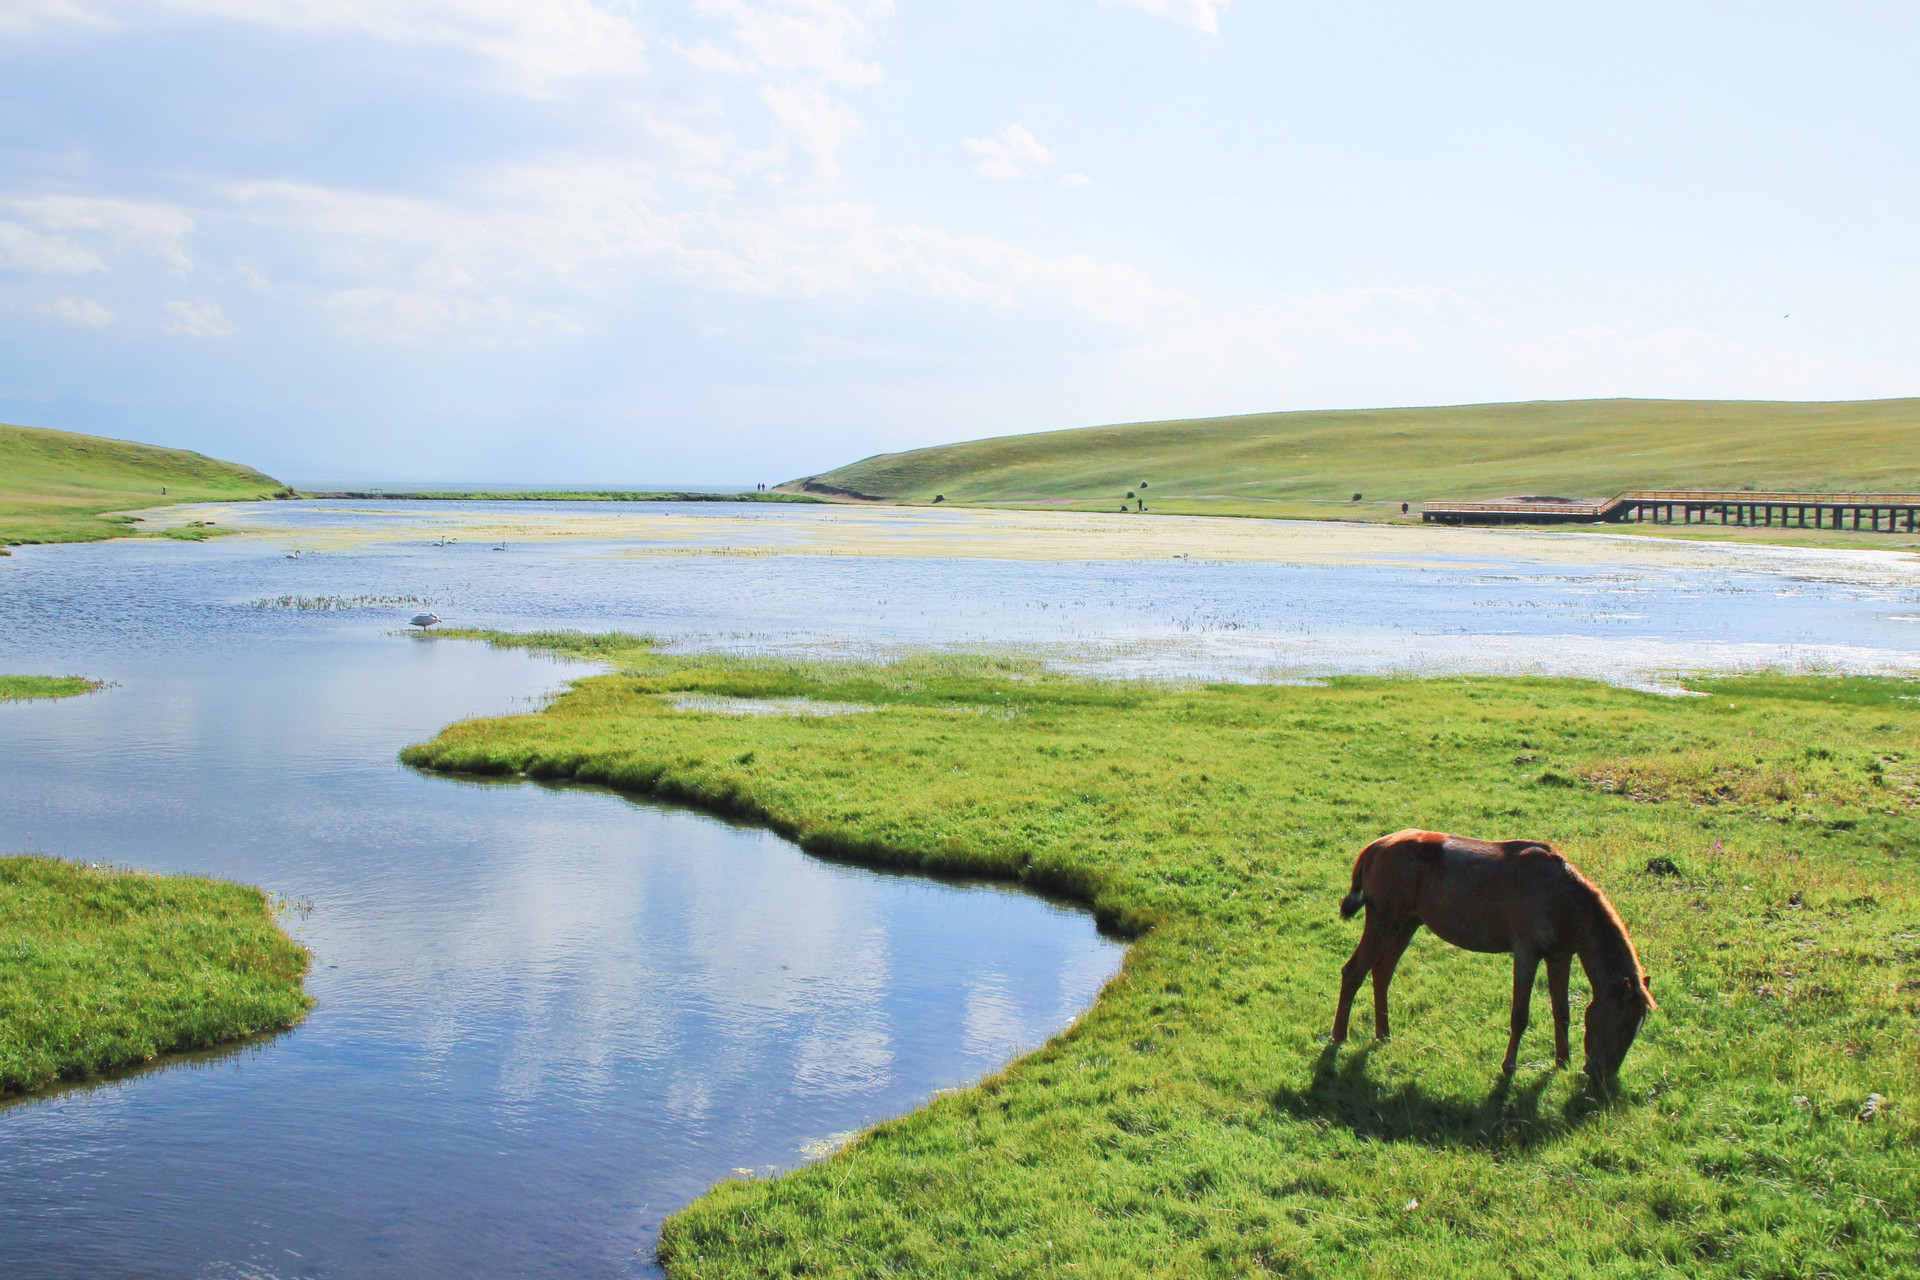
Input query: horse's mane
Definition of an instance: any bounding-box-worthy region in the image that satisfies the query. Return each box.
[1565,860,1654,1009]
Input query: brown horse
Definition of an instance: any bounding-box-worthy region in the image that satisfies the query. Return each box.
[1330,829,1655,1079]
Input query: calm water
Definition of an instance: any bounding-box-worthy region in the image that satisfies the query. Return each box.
[100,497,1920,684]
[2,504,1917,1278]
[0,532,1125,1279]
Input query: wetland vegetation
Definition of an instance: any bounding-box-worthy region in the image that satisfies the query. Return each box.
[403,631,1919,1278]
[0,675,102,700]
[0,857,312,1096]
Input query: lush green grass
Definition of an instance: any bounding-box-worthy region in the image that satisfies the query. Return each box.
[788,398,1920,520]
[404,631,1919,1278]
[0,675,102,701]
[0,857,312,1095]
[0,421,286,548]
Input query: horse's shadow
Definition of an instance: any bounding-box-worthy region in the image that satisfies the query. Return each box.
[1270,1043,1611,1152]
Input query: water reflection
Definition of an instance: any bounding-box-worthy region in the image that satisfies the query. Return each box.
[0,572,1123,1279]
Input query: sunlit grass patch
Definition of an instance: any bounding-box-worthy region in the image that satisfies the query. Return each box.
[0,857,312,1095]
[404,635,1920,1277]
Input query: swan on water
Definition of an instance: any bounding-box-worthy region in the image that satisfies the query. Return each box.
[410,613,441,628]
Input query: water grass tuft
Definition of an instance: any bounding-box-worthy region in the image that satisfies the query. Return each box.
[0,675,103,701]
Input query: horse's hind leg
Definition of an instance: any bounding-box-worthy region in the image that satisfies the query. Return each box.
[1370,919,1420,1040]
[1546,955,1572,1066]
[1503,946,1541,1075]
[1332,911,1390,1042]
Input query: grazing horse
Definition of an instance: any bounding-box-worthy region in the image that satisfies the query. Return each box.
[1330,829,1655,1079]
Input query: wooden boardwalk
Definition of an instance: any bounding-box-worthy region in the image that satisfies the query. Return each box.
[1423,491,1920,531]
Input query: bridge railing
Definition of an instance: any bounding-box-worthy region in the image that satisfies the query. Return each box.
[1424,490,1920,518]
[1617,491,1920,505]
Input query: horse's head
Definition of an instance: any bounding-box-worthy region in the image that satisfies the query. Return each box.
[1583,971,1655,1080]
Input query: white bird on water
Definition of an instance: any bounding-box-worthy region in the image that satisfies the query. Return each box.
[410,613,441,628]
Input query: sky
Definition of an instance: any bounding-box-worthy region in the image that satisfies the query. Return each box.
[1,0,1915,484]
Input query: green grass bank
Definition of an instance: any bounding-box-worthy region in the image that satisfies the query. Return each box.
[0,675,102,701]
[0,857,312,1095]
[0,421,286,549]
[403,632,1918,1278]
[788,398,1920,528]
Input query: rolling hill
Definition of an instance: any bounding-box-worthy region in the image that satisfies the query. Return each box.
[0,422,286,547]
[783,397,1920,521]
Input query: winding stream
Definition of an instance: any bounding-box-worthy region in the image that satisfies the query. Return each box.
[0,533,1124,1279]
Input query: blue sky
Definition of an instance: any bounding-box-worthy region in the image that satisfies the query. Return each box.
[1,0,1914,484]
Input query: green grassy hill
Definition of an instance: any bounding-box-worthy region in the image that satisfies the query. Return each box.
[1,422,285,547]
[786,398,1920,521]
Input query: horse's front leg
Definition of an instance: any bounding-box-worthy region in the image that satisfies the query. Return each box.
[1503,945,1541,1074]
[1545,954,1572,1067]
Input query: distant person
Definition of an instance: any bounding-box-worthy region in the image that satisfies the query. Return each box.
[1402,502,1409,514]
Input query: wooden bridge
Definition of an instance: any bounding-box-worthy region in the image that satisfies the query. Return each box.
[1422,491,1920,531]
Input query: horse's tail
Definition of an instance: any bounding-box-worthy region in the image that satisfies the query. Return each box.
[1340,829,1441,920]
[1339,845,1371,920]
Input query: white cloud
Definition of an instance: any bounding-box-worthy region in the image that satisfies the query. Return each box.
[45,297,115,324]
[6,195,195,269]
[756,84,866,186]
[1059,172,1094,188]
[0,0,115,34]
[1110,0,1231,35]
[215,164,1191,343]
[963,124,1057,181]
[162,297,232,335]
[692,0,890,87]
[0,221,106,273]
[5,0,648,90]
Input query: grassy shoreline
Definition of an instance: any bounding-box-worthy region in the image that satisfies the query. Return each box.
[0,675,104,701]
[0,856,313,1096]
[405,632,1918,1277]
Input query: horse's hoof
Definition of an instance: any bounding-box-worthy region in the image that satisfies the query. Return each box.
[1500,1061,1517,1076]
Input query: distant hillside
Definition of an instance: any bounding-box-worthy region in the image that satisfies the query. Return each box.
[784,398,1920,519]
[0,422,285,547]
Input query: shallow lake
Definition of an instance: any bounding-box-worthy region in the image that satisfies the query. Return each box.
[2,502,1917,1278]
